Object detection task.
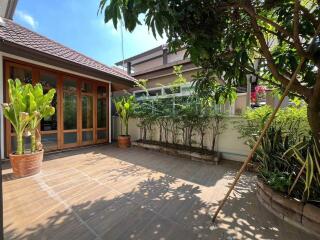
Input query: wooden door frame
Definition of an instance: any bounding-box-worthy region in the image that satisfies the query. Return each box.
[80,80,95,146]
[3,58,111,156]
[61,75,80,149]
[96,83,109,144]
[37,69,60,151]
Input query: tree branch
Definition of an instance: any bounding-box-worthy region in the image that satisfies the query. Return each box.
[244,4,311,99]
[241,3,311,59]
[298,4,319,27]
[293,0,309,58]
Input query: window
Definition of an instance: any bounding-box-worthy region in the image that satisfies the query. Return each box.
[133,82,193,100]
[148,89,162,97]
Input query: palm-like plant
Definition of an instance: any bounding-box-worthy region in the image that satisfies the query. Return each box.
[2,79,34,155]
[27,84,55,153]
[114,95,136,136]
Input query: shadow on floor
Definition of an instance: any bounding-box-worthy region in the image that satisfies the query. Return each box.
[4,145,316,239]
[4,171,312,239]
[91,145,242,187]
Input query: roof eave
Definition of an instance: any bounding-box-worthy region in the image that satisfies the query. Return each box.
[0,40,135,87]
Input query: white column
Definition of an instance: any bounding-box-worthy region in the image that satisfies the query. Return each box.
[109,83,111,143]
[0,53,4,159]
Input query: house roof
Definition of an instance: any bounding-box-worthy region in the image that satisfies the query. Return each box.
[0,17,136,83]
[115,45,165,66]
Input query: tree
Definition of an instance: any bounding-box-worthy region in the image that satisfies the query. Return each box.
[99,0,320,147]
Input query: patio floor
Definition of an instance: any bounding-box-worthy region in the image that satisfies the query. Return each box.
[3,145,317,240]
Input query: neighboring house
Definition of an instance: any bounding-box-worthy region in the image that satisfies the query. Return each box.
[0,4,135,158]
[115,45,200,95]
[115,45,248,114]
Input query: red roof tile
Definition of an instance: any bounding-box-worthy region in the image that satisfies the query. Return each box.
[0,18,135,82]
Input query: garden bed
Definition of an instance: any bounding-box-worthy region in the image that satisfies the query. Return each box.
[257,178,320,237]
[133,140,220,165]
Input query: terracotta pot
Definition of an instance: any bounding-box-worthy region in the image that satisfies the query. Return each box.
[9,150,44,178]
[118,135,131,148]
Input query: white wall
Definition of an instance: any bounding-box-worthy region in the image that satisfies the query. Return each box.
[113,116,249,162]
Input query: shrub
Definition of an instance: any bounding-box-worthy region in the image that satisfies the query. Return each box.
[238,105,320,203]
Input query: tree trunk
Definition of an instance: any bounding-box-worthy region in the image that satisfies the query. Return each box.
[307,101,320,149]
[16,132,23,155]
[159,125,162,142]
[200,133,204,150]
[188,127,193,149]
[212,136,216,153]
[125,122,129,136]
[31,129,36,153]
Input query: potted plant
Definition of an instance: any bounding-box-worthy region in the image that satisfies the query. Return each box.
[2,79,55,177]
[113,95,136,148]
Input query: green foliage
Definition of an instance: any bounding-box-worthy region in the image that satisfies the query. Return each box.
[113,95,137,136]
[99,0,320,147]
[264,171,292,194]
[284,138,320,202]
[2,79,34,154]
[237,105,310,145]
[239,106,320,202]
[27,84,56,153]
[2,79,55,155]
[193,71,237,104]
[131,67,228,152]
[99,0,319,97]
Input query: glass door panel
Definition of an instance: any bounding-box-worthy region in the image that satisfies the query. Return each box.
[9,65,33,84]
[63,93,77,130]
[97,98,106,128]
[40,71,58,151]
[96,85,108,143]
[63,78,78,146]
[82,95,93,129]
[81,84,94,145]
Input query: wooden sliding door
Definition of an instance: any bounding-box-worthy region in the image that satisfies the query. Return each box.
[61,77,79,148]
[81,81,94,145]
[96,84,109,143]
[4,58,110,156]
[39,71,60,151]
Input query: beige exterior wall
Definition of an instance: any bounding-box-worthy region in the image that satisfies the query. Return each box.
[234,94,248,115]
[130,49,163,65]
[167,50,186,63]
[128,48,187,74]
[144,69,198,88]
[113,116,249,162]
[133,57,163,73]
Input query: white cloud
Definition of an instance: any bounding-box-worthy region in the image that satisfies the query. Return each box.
[16,10,38,30]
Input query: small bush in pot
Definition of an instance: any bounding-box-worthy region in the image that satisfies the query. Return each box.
[2,79,55,177]
[113,95,136,148]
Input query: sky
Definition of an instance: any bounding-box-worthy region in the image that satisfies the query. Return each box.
[13,0,166,66]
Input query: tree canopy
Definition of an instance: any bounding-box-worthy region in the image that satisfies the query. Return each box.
[99,0,320,145]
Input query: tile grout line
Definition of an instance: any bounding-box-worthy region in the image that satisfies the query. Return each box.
[34,174,102,240]
[71,166,200,235]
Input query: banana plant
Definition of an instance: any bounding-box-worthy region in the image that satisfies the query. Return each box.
[1,79,35,155]
[26,84,56,153]
[113,95,136,136]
